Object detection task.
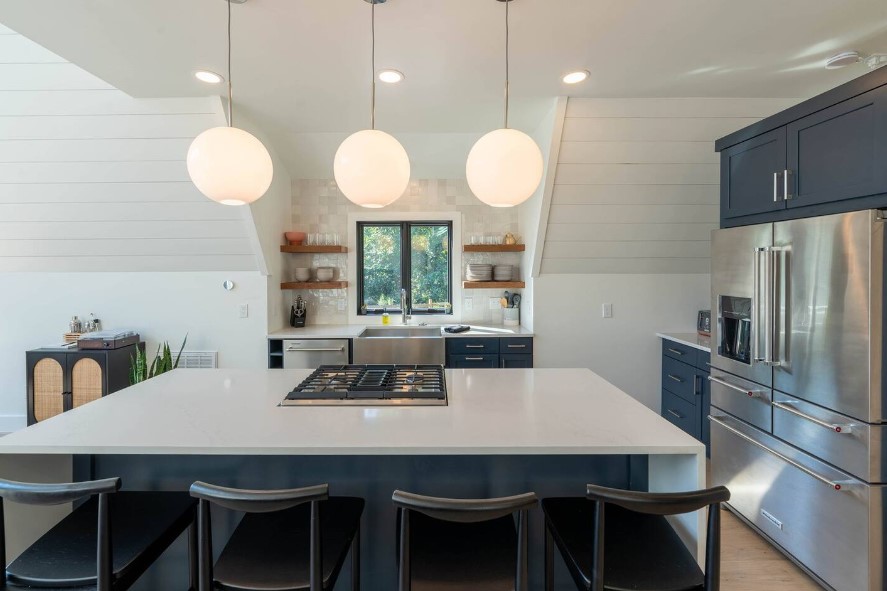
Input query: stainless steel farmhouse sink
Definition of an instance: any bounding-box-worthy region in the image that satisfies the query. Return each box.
[353,326,445,365]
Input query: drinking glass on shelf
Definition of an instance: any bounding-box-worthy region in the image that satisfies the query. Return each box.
[331,233,340,246]
[470,235,480,245]
[485,235,495,245]
[495,235,504,245]
[305,234,314,246]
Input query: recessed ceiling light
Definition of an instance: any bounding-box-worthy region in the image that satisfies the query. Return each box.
[378,69,405,84]
[194,70,224,84]
[562,70,590,84]
[825,51,860,69]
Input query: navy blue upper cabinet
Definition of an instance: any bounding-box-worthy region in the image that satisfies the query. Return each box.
[720,128,787,219]
[716,67,887,227]
[786,85,887,208]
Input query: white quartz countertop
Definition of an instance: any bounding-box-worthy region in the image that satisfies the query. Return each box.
[0,368,700,456]
[268,324,534,339]
[656,332,711,353]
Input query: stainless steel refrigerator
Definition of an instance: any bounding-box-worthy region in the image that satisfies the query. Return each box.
[709,209,886,591]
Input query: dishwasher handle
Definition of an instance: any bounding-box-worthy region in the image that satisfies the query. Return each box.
[285,346,346,353]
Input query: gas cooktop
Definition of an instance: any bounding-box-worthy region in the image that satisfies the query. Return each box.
[281,365,447,406]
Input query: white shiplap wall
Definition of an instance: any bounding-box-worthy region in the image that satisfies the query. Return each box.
[540,98,799,274]
[0,24,258,272]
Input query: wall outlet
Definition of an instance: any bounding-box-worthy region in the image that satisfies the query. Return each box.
[464,298,473,311]
[238,303,249,319]
[337,299,346,312]
[489,297,500,310]
[602,303,613,319]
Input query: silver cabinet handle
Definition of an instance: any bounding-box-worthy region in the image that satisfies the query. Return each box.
[709,415,848,491]
[708,375,766,400]
[772,401,853,434]
[773,171,780,202]
[666,409,683,419]
[783,169,793,200]
[506,344,527,349]
[666,348,684,356]
[285,347,345,353]
[667,374,684,383]
[465,344,485,349]
[465,357,485,361]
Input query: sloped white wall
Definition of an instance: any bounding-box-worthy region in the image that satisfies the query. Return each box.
[533,97,799,409]
[0,26,258,272]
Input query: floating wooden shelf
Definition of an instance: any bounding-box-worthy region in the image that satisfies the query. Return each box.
[463,244,525,253]
[281,281,348,290]
[462,281,525,289]
[280,245,348,254]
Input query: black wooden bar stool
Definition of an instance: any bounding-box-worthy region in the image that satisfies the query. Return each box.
[542,484,731,591]
[0,477,198,590]
[392,489,538,591]
[189,481,363,591]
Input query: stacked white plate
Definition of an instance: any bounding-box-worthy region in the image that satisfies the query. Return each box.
[466,264,492,281]
[493,265,513,281]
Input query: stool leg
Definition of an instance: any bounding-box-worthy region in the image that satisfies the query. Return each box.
[351,522,360,591]
[188,518,198,591]
[544,522,554,591]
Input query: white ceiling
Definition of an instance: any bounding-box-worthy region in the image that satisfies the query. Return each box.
[1,0,886,136]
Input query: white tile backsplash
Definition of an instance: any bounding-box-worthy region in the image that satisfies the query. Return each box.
[288,179,520,324]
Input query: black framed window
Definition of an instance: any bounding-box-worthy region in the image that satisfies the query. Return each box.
[357,221,453,315]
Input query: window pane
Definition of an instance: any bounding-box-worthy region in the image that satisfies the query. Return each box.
[410,224,450,310]
[361,224,402,309]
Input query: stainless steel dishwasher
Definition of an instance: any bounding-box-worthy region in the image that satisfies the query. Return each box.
[282,339,349,369]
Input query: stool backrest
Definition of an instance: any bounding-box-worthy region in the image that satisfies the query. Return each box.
[189,481,330,591]
[0,477,121,591]
[584,484,731,591]
[392,490,538,591]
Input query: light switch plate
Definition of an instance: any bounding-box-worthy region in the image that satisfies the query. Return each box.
[337,299,346,312]
[238,303,249,318]
[602,303,613,318]
[489,297,500,310]
[464,298,473,311]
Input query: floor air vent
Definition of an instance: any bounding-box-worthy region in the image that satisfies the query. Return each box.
[177,351,218,369]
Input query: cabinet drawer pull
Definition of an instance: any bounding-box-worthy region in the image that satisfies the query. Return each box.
[708,375,765,399]
[465,345,485,349]
[285,347,345,353]
[667,374,684,383]
[783,169,793,200]
[710,415,848,491]
[465,357,485,361]
[666,348,684,356]
[666,409,683,419]
[772,401,853,434]
[506,344,526,349]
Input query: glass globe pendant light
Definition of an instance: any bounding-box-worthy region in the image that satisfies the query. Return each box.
[187,0,273,206]
[334,0,410,208]
[466,0,543,208]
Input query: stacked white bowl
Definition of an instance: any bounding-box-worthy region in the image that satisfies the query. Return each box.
[466,264,492,282]
[492,265,513,281]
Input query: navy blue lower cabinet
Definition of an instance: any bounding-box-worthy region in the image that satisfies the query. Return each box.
[445,337,534,368]
[448,354,498,368]
[499,354,533,368]
[660,338,711,456]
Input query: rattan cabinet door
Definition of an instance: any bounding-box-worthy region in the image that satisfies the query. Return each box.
[71,357,104,408]
[32,357,65,422]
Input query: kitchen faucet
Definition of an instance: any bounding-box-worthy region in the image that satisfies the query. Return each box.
[401,288,411,325]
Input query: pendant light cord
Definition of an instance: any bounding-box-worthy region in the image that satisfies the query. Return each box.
[227,0,234,127]
[371,0,376,130]
[504,0,509,129]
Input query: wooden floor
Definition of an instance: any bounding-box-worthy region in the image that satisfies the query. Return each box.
[720,507,821,590]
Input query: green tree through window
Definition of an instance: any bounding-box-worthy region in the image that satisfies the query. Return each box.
[358,221,452,315]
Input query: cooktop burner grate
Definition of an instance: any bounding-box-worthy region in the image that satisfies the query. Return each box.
[282,365,447,406]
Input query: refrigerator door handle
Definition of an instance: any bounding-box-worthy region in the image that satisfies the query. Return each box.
[709,415,848,491]
[708,375,767,399]
[753,247,774,364]
[772,401,854,434]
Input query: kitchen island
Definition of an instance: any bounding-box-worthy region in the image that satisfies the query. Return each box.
[0,368,705,591]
